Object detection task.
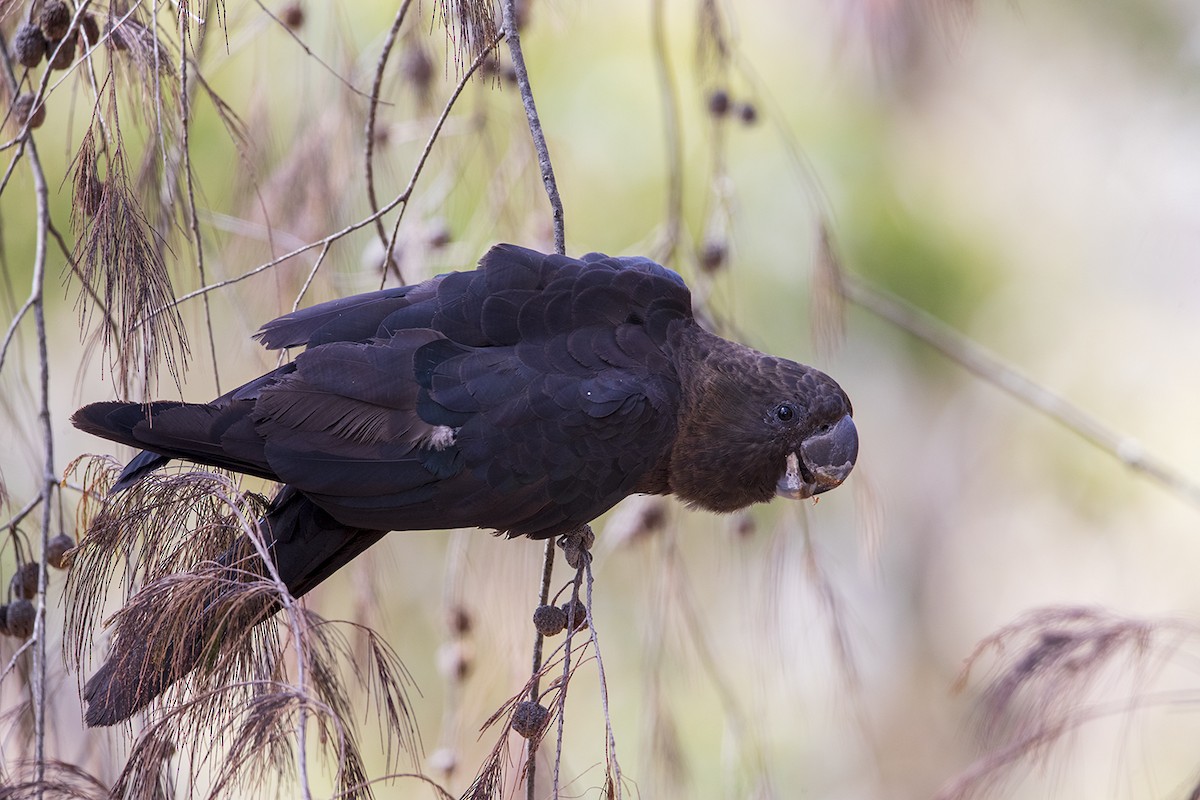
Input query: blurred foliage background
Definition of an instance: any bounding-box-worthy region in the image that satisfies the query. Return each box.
[3,0,1200,798]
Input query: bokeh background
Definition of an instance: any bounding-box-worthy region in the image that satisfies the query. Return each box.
[3,0,1200,797]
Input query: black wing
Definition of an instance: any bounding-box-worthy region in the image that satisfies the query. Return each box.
[253,245,692,538]
[78,244,694,539]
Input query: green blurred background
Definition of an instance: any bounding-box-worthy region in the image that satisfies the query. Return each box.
[3,0,1200,797]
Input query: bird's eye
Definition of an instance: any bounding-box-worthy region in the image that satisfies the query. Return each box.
[775,403,795,422]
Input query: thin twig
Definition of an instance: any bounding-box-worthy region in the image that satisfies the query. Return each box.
[501,0,564,254]
[211,481,315,800]
[376,32,504,286]
[839,272,1200,508]
[503,0,569,787]
[179,11,222,392]
[1,494,43,534]
[31,106,54,800]
[48,219,123,348]
[0,293,35,374]
[333,771,456,800]
[0,637,35,685]
[290,241,332,313]
[0,26,55,794]
[524,537,556,800]
[584,558,623,796]
[656,524,770,786]
[252,0,376,101]
[650,0,683,265]
[551,564,585,798]
[364,0,416,271]
[0,139,28,196]
[135,33,501,322]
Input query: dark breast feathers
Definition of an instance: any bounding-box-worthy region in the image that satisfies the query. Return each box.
[129,245,692,540]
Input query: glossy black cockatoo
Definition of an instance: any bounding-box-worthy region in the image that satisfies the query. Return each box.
[73,243,858,726]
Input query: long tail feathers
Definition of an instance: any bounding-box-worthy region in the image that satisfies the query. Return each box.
[72,400,277,489]
[83,487,387,726]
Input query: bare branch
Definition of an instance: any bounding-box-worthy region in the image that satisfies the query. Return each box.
[501,0,564,254]
[364,0,417,273]
[136,32,502,320]
[179,12,222,392]
[0,21,57,789]
[0,292,34,375]
[835,263,1200,509]
[584,558,624,797]
[650,0,683,265]
[252,0,376,101]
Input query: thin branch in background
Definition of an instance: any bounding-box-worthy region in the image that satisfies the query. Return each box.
[940,604,1200,800]
[493,5,573,793]
[811,222,846,359]
[211,484,315,800]
[289,240,332,313]
[524,537,556,800]
[796,509,882,785]
[0,25,55,792]
[550,562,585,799]
[364,0,416,277]
[0,293,34,375]
[1,494,42,536]
[501,0,564,255]
[250,0,374,101]
[659,523,774,794]
[376,30,502,289]
[730,51,834,222]
[583,557,624,797]
[0,637,36,689]
[0,138,28,196]
[437,0,499,75]
[121,27,497,316]
[650,0,684,266]
[824,250,1200,509]
[332,770,456,800]
[635,520,689,796]
[179,5,222,392]
[429,531,471,787]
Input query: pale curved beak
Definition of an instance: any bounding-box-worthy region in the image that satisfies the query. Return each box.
[776,414,858,500]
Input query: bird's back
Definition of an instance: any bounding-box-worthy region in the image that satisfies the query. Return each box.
[77,244,695,539]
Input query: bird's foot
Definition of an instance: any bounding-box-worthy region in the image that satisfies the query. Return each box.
[557,524,595,569]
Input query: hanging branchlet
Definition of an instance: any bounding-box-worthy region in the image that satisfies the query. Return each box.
[108,731,177,800]
[62,456,421,798]
[106,11,177,77]
[0,759,110,799]
[68,113,190,394]
[695,0,732,73]
[957,606,1161,753]
[811,220,847,359]
[436,0,499,75]
[459,639,592,800]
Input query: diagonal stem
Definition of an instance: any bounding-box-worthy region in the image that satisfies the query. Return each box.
[502,0,565,255]
[524,536,556,800]
[839,271,1200,508]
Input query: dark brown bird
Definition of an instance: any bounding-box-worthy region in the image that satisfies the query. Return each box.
[73,244,857,726]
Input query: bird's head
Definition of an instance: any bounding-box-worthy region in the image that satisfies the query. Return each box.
[670,347,857,513]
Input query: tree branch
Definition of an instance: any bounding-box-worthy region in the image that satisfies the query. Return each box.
[838,270,1200,509]
[364,0,416,278]
[501,0,564,254]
